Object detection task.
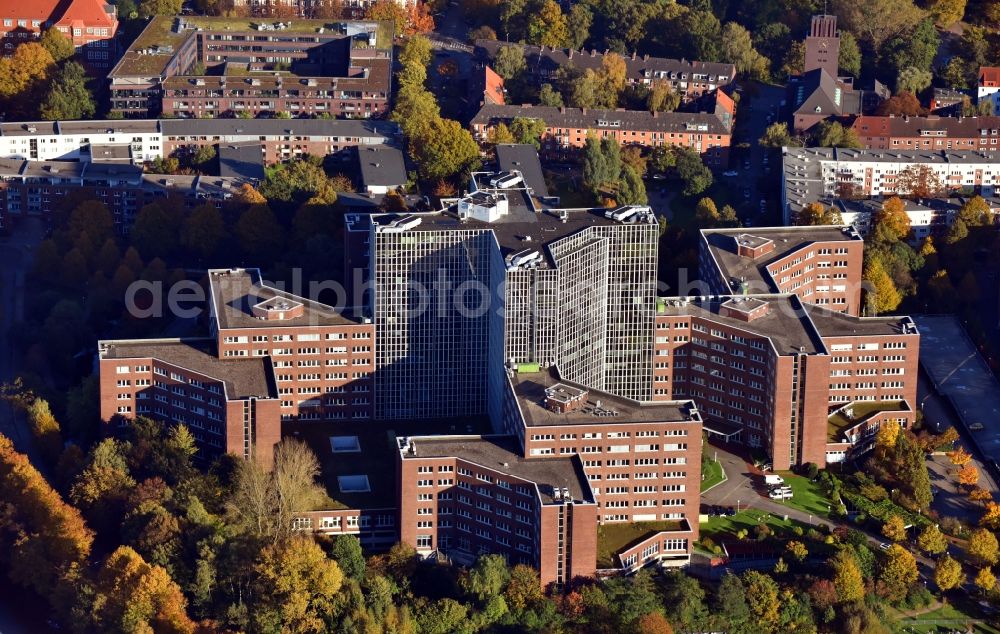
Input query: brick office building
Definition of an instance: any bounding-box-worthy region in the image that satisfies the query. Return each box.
[473,39,735,104]
[699,225,865,316]
[470,103,733,166]
[0,0,117,72]
[652,294,919,469]
[99,268,374,464]
[108,17,391,119]
[850,115,1000,151]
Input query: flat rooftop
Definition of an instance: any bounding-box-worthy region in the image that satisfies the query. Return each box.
[209,268,361,329]
[218,143,265,180]
[495,144,550,199]
[371,206,656,264]
[511,368,698,426]
[657,295,825,355]
[804,304,918,338]
[402,435,594,504]
[701,226,861,293]
[828,400,910,442]
[113,16,392,77]
[100,338,274,400]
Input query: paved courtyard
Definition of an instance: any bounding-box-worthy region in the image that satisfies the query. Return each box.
[914,315,1000,465]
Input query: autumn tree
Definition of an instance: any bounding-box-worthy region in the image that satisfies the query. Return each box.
[366,0,408,37]
[948,446,973,467]
[876,91,925,116]
[743,570,780,630]
[26,398,63,464]
[252,536,344,632]
[786,540,809,563]
[527,0,570,47]
[0,43,56,117]
[879,544,918,603]
[181,203,228,260]
[873,197,911,242]
[897,165,944,199]
[797,201,843,226]
[863,258,903,314]
[831,550,865,603]
[759,122,798,148]
[928,0,967,26]
[834,0,924,51]
[976,567,996,593]
[917,524,948,555]
[505,564,543,612]
[968,528,999,566]
[881,515,908,542]
[813,121,862,148]
[138,0,182,18]
[959,464,980,488]
[93,546,196,633]
[958,195,992,226]
[934,555,965,591]
[0,434,93,621]
[971,487,994,505]
[637,612,674,634]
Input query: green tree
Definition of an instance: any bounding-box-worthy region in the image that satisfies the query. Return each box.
[504,564,543,611]
[946,217,969,245]
[415,598,469,634]
[617,165,648,205]
[493,44,527,82]
[509,116,546,149]
[934,555,965,591]
[695,197,721,226]
[236,204,285,262]
[566,4,592,49]
[399,34,433,70]
[813,121,862,148]
[720,22,770,80]
[674,147,712,196]
[661,571,708,632]
[681,9,722,62]
[330,534,365,580]
[538,83,564,107]
[714,572,749,630]
[464,554,510,602]
[130,202,181,260]
[839,31,863,78]
[759,122,797,148]
[412,117,481,181]
[834,0,924,52]
[647,81,680,112]
[887,18,940,78]
[897,67,933,94]
[39,28,75,63]
[138,0,182,18]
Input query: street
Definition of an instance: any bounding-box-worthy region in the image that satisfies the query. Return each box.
[731,83,785,224]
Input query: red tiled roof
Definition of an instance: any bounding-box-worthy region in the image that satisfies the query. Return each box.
[55,0,115,28]
[981,66,1000,87]
[714,89,735,116]
[483,65,505,106]
[0,0,60,22]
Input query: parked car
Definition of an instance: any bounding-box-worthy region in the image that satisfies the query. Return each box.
[722,170,739,177]
[769,489,793,500]
[878,542,891,551]
[970,422,985,431]
[743,160,751,170]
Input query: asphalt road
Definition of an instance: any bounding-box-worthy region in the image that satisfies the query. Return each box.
[732,83,785,224]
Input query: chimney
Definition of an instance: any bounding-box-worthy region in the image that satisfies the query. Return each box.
[568,49,573,59]
[643,54,649,61]
[590,49,596,57]
[581,107,587,115]
[631,51,637,60]
[560,106,566,114]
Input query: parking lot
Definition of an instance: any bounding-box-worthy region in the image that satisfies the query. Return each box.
[915,315,1000,468]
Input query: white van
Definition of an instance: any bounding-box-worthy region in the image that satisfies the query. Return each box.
[763,474,785,486]
[769,489,793,500]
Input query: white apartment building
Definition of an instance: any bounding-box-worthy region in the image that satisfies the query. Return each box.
[782,147,1000,223]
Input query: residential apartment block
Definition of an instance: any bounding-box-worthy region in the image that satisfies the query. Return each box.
[108,17,391,119]
[781,147,1000,223]
[0,0,117,72]
[850,115,1000,151]
[473,40,735,103]
[653,294,919,469]
[0,118,398,165]
[830,196,1000,241]
[699,226,865,315]
[470,102,733,165]
[0,158,256,232]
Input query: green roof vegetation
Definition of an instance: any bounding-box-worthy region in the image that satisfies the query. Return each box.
[596,520,685,569]
[828,400,908,442]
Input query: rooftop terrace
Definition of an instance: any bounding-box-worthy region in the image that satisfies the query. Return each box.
[828,400,910,442]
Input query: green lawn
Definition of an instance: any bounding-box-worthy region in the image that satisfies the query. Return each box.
[596,521,684,569]
[701,459,725,492]
[894,602,1000,633]
[699,509,811,542]
[771,472,835,518]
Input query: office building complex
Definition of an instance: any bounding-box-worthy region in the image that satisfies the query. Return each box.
[653,294,919,469]
[108,17,392,119]
[473,40,735,104]
[781,147,1000,222]
[470,101,733,165]
[699,226,865,316]
[0,0,117,72]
